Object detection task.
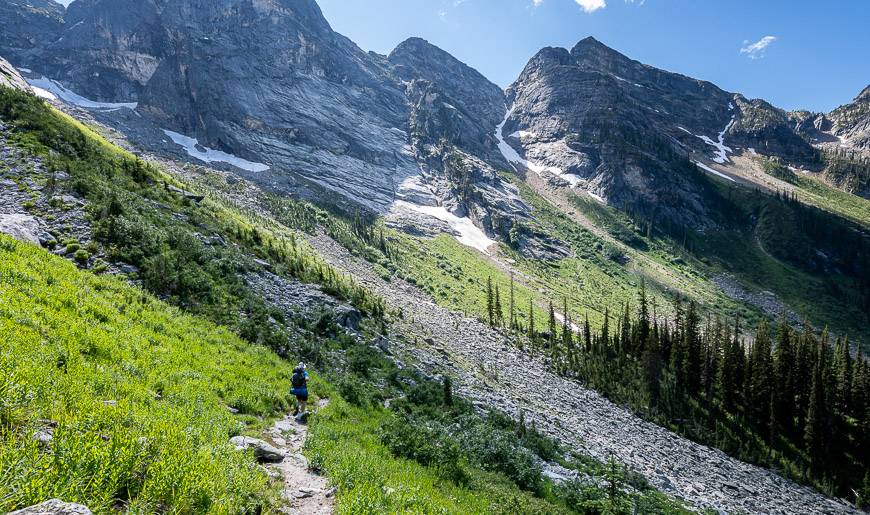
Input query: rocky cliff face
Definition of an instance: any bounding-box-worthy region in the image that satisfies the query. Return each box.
[3,0,538,250]
[501,38,732,228]
[388,37,505,162]
[788,86,870,197]
[497,37,824,228]
[0,0,64,66]
[0,56,32,92]
[829,84,870,152]
[3,1,862,235]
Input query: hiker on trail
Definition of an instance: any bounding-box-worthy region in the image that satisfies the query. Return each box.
[291,362,309,417]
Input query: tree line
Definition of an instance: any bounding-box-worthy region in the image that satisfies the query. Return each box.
[484,277,870,507]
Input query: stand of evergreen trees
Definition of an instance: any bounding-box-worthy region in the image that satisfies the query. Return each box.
[484,278,870,507]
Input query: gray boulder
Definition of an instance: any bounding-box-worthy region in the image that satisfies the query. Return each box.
[9,499,92,515]
[0,214,41,245]
[334,305,362,331]
[230,436,285,463]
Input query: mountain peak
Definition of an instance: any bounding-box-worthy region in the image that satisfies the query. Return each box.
[572,36,605,50]
[390,37,450,60]
[858,84,870,102]
[569,36,635,73]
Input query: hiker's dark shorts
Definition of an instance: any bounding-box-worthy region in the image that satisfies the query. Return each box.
[291,388,308,402]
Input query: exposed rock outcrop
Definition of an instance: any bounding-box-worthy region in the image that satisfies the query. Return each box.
[230,436,286,463]
[0,214,41,245]
[0,56,33,92]
[9,500,92,515]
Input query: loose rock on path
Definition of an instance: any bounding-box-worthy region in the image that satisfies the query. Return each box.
[260,399,334,515]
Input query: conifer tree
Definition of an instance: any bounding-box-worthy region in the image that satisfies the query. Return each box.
[509,272,516,331]
[637,280,651,353]
[548,301,557,350]
[684,302,702,395]
[527,298,536,344]
[486,277,494,327]
[772,316,796,438]
[805,340,829,466]
[562,297,573,371]
[747,319,773,438]
[584,313,592,353]
[833,336,852,414]
[717,318,743,411]
[494,284,504,327]
[620,302,631,356]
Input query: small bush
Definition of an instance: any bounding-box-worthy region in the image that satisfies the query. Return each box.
[73,249,89,264]
[380,415,468,484]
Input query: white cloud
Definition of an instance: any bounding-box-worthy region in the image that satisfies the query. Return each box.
[740,36,777,59]
[532,0,544,6]
[575,0,607,12]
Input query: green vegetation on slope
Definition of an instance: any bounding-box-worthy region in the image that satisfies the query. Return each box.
[1,87,695,514]
[305,341,694,515]
[0,235,290,512]
[0,86,384,359]
[759,156,870,228]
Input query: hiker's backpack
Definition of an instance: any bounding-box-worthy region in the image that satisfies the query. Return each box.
[291,369,306,389]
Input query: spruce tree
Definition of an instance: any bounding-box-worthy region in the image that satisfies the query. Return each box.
[805,344,828,467]
[584,313,592,353]
[548,301,557,351]
[527,299,536,344]
[620,302,631,356]
[494,284,504,328]
[772,316,795,438]
[486,277,494,327]
[562,298,573,371]
[509,272,517,331]
[637,280,651,354]
[833,335,852,414]
[684,302,702,396]
[747,319,773,438]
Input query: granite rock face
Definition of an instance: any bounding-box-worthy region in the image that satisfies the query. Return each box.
[790,85,870,197]
[388,37,505,163]
[500,37,820,229]
[828,84,870,153]
[0,56,32,92]
[0,0,64,67]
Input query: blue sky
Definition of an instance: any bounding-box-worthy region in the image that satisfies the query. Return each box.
[316,0,870,113]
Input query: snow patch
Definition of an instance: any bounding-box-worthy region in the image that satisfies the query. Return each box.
[393,200,495,254]
[26,76,137,110]
[31,87,57,101]
[495,107,582,188]
[587,190,606,204]
[554,312,582,333]
[18,67,32,73]
[700,117,735,164]
[510,130,537,140]
[162,130,270,172]
[747,148,758,155]
[694,161,736,183]
[683,115,735,164]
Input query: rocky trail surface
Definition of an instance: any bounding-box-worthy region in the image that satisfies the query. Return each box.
[257,400,334,515]
[306,232,856,515]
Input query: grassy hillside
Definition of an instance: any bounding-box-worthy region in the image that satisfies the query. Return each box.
[0,86,696,513]
[0,234,291,512]
[0,235,692,514]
